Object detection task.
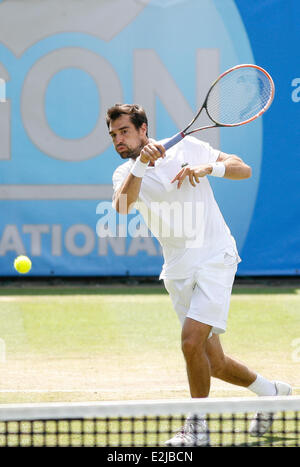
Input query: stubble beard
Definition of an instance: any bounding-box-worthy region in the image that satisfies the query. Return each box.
[117,140,147,160]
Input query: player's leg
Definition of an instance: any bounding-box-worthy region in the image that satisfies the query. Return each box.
[186,257,291,439]
[163,279,211,446]
[181,318,212,398]
[163,278,213,398]
[206,333,292,436]
[206,333,257,387]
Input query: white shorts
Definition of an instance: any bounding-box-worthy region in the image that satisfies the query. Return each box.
[163,250,238,336]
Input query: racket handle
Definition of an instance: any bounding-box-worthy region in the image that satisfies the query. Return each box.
[162,132,185,151]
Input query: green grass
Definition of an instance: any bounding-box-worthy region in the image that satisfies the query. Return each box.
[0,285,299,369]
[0,292,177,358]
[0,284,299,446]
[224,291,300,364]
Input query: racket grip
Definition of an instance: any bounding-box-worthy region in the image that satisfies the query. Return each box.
[162,132,185,151]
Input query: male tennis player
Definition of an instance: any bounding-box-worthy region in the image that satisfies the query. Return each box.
[106,104,292,446]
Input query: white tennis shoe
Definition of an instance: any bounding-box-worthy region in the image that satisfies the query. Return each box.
[249,381,292,437]
[165,416,210,447]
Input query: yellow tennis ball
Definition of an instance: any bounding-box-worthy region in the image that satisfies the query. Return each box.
[14,255,32,274]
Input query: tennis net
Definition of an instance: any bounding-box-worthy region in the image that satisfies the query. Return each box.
[0,396,299,447]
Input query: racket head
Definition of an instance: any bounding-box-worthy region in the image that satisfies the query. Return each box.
[204,64,275,127]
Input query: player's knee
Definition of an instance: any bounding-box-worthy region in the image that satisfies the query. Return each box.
[181,336,205,360]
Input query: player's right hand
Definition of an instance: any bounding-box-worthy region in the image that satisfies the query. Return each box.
[140,141,166,164]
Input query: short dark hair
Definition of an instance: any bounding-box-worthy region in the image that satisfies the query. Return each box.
[106,104,148,135]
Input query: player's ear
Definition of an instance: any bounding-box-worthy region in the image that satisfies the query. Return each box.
[140,122,148,137]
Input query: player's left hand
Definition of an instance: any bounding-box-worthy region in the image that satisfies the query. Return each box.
[171,164,212,189]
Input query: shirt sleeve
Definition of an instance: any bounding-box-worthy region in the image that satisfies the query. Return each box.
[204,141,220,163]
[184,136,220,165]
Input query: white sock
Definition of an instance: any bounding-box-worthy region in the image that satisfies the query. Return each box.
[247,374,276,396]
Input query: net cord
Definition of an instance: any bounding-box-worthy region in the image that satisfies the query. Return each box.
[0,396,298,421]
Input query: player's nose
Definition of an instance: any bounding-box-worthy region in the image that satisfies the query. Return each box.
[115,133,124,145]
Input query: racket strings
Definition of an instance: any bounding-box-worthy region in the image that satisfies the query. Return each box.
[206,68,273,126]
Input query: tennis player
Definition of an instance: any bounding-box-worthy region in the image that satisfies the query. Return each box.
[106,104,292,446]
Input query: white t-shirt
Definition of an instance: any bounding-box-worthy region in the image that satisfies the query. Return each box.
[112,136,240,280]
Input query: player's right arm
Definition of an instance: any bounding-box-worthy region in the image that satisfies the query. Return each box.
[113,174,143,215]
[113,142,165,214]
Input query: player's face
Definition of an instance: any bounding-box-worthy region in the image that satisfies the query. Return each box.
[109,114,148,159]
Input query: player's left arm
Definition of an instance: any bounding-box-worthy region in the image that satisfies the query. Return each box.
[171,151,251,189]
[215,151,252,180]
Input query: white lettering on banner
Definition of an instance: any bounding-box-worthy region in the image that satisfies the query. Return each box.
[65,224,95,256]
[0,224,160,257]
[98,236,126,256]
[1,46,218,169]
[21,48,123,161]
[22,224,50,256]
[0,225,26,255]
[291,78,300,103]
[52,225,62,256]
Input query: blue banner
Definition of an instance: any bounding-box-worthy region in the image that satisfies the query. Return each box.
[0,0,299,276]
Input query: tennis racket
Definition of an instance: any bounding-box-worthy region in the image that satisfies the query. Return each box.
[162,64,275,151]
